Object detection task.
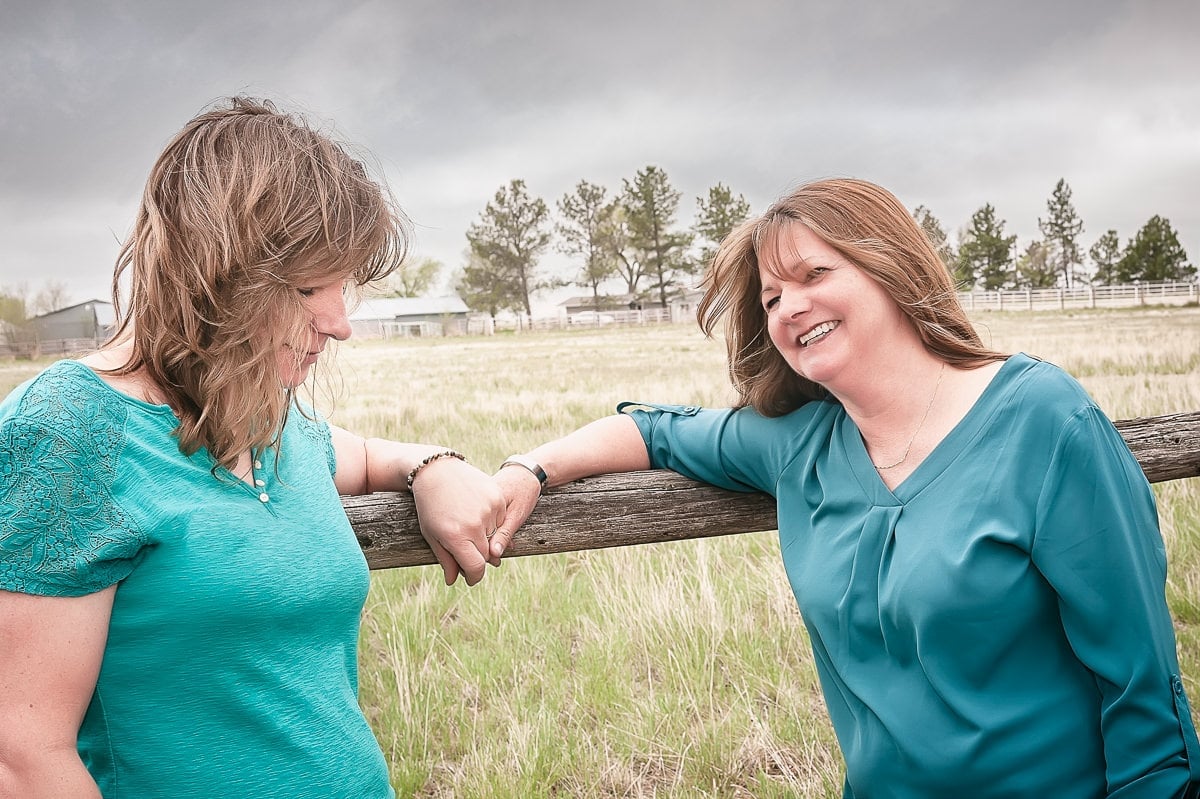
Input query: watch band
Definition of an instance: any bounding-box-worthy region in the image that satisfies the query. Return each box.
[500,455,548,489]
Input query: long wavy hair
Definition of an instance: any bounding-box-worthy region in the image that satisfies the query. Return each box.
[697,178,1005,417]
[107,96,409,471]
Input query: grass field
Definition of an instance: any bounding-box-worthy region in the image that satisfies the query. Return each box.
[328,306,1200,798]
[2,306,1198,797]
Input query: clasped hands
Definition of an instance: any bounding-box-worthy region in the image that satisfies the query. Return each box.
[408,458,544,586]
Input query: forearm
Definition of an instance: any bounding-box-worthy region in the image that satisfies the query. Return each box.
[330,423,468,495]
[361,438,466,494]
[522,414,650,487]
[329,428,503,585]
[489,415,650,560]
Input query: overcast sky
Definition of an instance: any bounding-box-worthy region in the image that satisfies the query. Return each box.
[2,0,1197,312]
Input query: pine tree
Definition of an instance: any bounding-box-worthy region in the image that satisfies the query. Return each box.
[621,166,693,308]
[1116,216,1195,283]
[1037,179,1085,288]
[913,205,957,281]
[465,179,552,317]
[1015,241,1058,288]
[1088,230,1123,286]
[557,181,620,310]
[957,204,1016,290]
[694,183,751,269]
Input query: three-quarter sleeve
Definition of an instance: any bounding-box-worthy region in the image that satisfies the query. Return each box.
[1032,404,1200,797]
[617,400,832,497]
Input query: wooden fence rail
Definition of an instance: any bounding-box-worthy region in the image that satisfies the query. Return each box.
[347,411,1200,570]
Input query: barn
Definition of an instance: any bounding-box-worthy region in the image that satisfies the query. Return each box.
[348,296,474,338]
[26,299,116,342]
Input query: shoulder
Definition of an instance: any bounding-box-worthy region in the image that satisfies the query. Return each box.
[3,360,97,406]
[1,361,130,460]
[0,363,138,526]
[996,354,1136,471]
[725,400,839,445]
[283,401,336,473]
[993,353,1102,430]
[1004,353,1092,403]
[1,362,146,595]
[285,401,332,442]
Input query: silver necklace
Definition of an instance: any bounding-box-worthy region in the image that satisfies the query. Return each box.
[874,362,946,471]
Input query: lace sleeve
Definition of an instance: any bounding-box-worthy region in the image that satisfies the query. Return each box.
[0,368,147,596]
[291,402,337,477]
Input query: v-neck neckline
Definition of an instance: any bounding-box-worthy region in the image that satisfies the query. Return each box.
[842,354,1032,505]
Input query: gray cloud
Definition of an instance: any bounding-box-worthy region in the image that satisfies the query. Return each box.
[1,0,1197,306]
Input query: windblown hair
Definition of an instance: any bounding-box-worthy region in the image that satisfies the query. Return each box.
[697,178,1005,417]
[108,96,409,470]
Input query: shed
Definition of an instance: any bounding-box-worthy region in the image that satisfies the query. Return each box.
[349,296,472,338]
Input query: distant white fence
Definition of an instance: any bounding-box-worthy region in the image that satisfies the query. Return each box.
[2,282,1195,358]
[498,307,676,333]
[959,280,1198,311]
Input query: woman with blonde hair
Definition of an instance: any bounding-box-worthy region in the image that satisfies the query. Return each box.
[491,178,1200,797]
[0,97,503,798]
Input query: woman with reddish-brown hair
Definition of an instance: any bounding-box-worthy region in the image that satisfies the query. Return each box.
[491,178,1200,798]
[0,97,502,798]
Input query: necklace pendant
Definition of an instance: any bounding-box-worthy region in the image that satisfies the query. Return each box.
[870,362,946,473]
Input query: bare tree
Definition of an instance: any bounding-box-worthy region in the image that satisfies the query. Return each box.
[31,279,71,316]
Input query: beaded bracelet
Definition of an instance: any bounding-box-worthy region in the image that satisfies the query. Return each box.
[405,449,467,491]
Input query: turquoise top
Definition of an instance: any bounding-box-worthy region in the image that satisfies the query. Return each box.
[621,354,1200,799]
[0,360,395,799]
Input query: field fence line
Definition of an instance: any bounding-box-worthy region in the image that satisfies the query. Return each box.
[959,280,1198,311]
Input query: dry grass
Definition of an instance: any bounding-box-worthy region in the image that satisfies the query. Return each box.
[3,305,1197,797]
[324,306,1200,798]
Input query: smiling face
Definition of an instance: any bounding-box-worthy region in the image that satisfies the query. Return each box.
[757,222,913,392]
[276,276,353,388]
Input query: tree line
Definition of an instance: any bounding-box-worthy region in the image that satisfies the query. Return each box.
[1,176,1193,329]
[455,167,751,318]
[448,172,1195,317]
[925,178,1194,292]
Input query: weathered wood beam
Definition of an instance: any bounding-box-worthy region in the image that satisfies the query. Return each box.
[346,410,1200,570]
[1111,411,1200,484]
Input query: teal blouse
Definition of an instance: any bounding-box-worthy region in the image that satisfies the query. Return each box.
[621,354,1200,799]
[0,360,395,799]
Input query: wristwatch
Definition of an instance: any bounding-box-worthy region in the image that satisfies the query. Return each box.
[500,454,548,490]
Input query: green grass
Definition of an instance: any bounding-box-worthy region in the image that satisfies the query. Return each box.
[4,306,1198,797]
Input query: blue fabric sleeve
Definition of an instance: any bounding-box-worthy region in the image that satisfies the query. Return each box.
[617,401,825,497]
[0,381,147,596]
[1031,405,1200,797]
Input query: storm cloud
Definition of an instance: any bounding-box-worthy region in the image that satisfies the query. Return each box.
[2,0,1197,308]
